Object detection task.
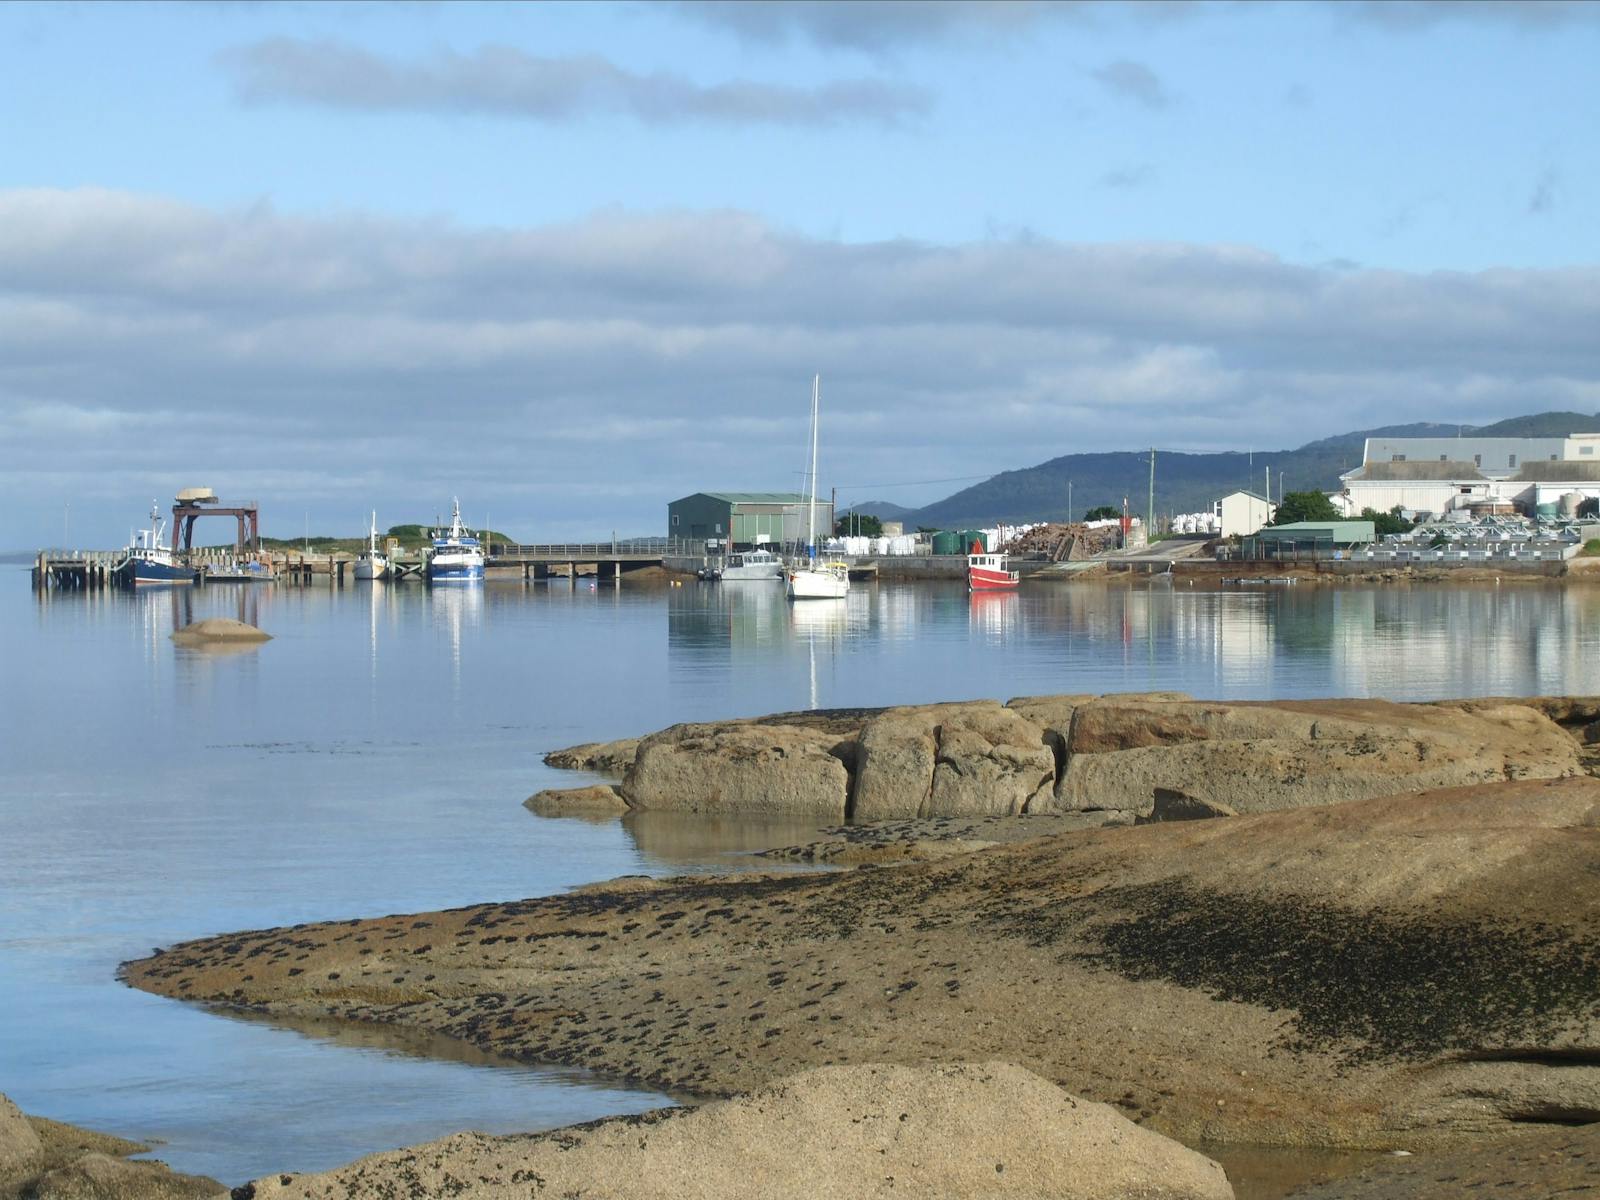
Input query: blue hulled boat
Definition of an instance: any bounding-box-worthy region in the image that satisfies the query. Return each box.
[115,502,197,586]
[427,499,485,583]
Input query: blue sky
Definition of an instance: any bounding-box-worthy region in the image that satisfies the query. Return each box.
[2,1,1598,545]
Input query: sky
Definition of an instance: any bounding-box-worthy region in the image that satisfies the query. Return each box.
[2,0,1598,546]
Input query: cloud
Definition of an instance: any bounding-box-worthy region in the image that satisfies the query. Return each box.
[1,187,1597,544]
[1099,163,1156,189]
[1528,166,1559,215]
[1091,59,1171,109]
[669,0,1090,52]
[218,38,931,127]
[1338,0,1600,30]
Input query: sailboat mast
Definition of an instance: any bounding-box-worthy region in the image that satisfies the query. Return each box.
[807,374,820,556]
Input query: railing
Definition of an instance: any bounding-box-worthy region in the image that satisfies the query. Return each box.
[489,537,707,558]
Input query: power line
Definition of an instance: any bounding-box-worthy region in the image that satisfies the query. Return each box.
[834,473,997,490]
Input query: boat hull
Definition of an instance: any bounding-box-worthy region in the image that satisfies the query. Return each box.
[123,560,197,586]
[786,568,849,599]
[967,567,1019,591]
[354,557,388,581]
[428,557,484,583]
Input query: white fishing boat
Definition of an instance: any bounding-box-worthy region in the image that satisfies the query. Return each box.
[427,499,484,583]
[718,548,785,581]
[354,512,388,581]
[786,375,850,601]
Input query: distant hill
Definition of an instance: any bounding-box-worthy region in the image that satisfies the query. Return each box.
[902,412,1600,527]
[839,501,916,522]
[1472,411,1600,438]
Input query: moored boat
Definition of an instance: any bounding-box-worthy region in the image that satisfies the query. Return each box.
[114,503,197,587]
[786,375,851,602]
[967,546,1019,591]
[719,548,785,581]
[427,500,484,583]
[204,559,276,582]
[354,512,388,581]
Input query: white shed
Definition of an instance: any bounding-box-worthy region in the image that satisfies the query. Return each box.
[1214,490,1275,538]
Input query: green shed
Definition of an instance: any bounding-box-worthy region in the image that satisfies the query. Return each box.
[667,492,834,547]
[1243,521,1376,560]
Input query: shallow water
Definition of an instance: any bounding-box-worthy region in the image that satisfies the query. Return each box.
[4,574,1597,1184]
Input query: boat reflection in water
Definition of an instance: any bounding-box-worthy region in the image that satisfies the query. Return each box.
[967,588,1019,642]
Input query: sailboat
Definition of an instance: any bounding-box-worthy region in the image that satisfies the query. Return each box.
[786,375,850,601]
[354,512,388,581]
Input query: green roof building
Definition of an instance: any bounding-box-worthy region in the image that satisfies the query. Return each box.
[668,492,834,547]
[1243,520,1376,560]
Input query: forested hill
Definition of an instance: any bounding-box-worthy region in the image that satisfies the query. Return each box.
[896,412,1600,528]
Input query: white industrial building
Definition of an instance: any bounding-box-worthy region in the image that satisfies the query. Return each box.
[1340,433,1600,519]
[1213,490,1275,538]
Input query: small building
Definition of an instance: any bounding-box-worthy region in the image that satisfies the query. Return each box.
[1242,520,1376,560]
[667,492,833,547]
[1213,490,1276,538]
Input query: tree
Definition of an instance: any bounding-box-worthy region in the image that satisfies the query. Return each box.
[1359,506,1414,537]
[835,513,883,537]
[1083,505,1120,521]
[1271,491,1340,525]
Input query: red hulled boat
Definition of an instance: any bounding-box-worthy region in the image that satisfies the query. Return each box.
[966,544,1019,591]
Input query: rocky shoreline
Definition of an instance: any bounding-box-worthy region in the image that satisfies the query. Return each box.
[110,692,1600,1197]
[0,1093,224,1200]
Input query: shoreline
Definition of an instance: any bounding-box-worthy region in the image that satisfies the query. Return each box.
[111,692,1600,1196]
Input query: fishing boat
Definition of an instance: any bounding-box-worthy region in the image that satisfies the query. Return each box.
[354,512,388,581]
[967,544,1019,591]
[114,502,197,586]
[786,375,850,601]
[427,499,484,583]
[718,548,785,581]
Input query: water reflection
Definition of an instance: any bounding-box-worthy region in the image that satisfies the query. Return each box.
[656,580,1600,704]
[621,811,835,869]
[967,590,1019,643]
[428,582,484,688]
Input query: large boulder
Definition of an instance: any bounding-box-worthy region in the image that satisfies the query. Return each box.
[0,1093,41,1171]
[850,703,1054,820]
[541,738,639,775]
[1053,733,1509,816]
[235,1063,1234,1200]
[622,723,850,818]
[850,706,946,820]
[1050,699,1580,816]
[928,706,1055,817]
[168,618,270,643]
[523,784,629,817]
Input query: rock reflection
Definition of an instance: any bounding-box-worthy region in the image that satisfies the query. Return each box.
[621,810,834,871]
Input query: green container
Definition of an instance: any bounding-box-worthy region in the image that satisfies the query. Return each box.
[1535,502,1560,519]
[931,530,962,556]
[957,529,988,553]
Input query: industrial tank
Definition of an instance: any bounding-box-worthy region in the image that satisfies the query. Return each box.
[930,530,962,556]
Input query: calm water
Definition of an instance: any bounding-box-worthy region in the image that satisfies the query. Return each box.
[4,573,1599,1184]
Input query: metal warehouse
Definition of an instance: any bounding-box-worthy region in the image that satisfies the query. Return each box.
[667,492,835,546]
[1242,520,1376,560]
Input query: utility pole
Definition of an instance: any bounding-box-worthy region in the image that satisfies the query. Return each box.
[1148,448,1156,538]
[1067,480,1074,524]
